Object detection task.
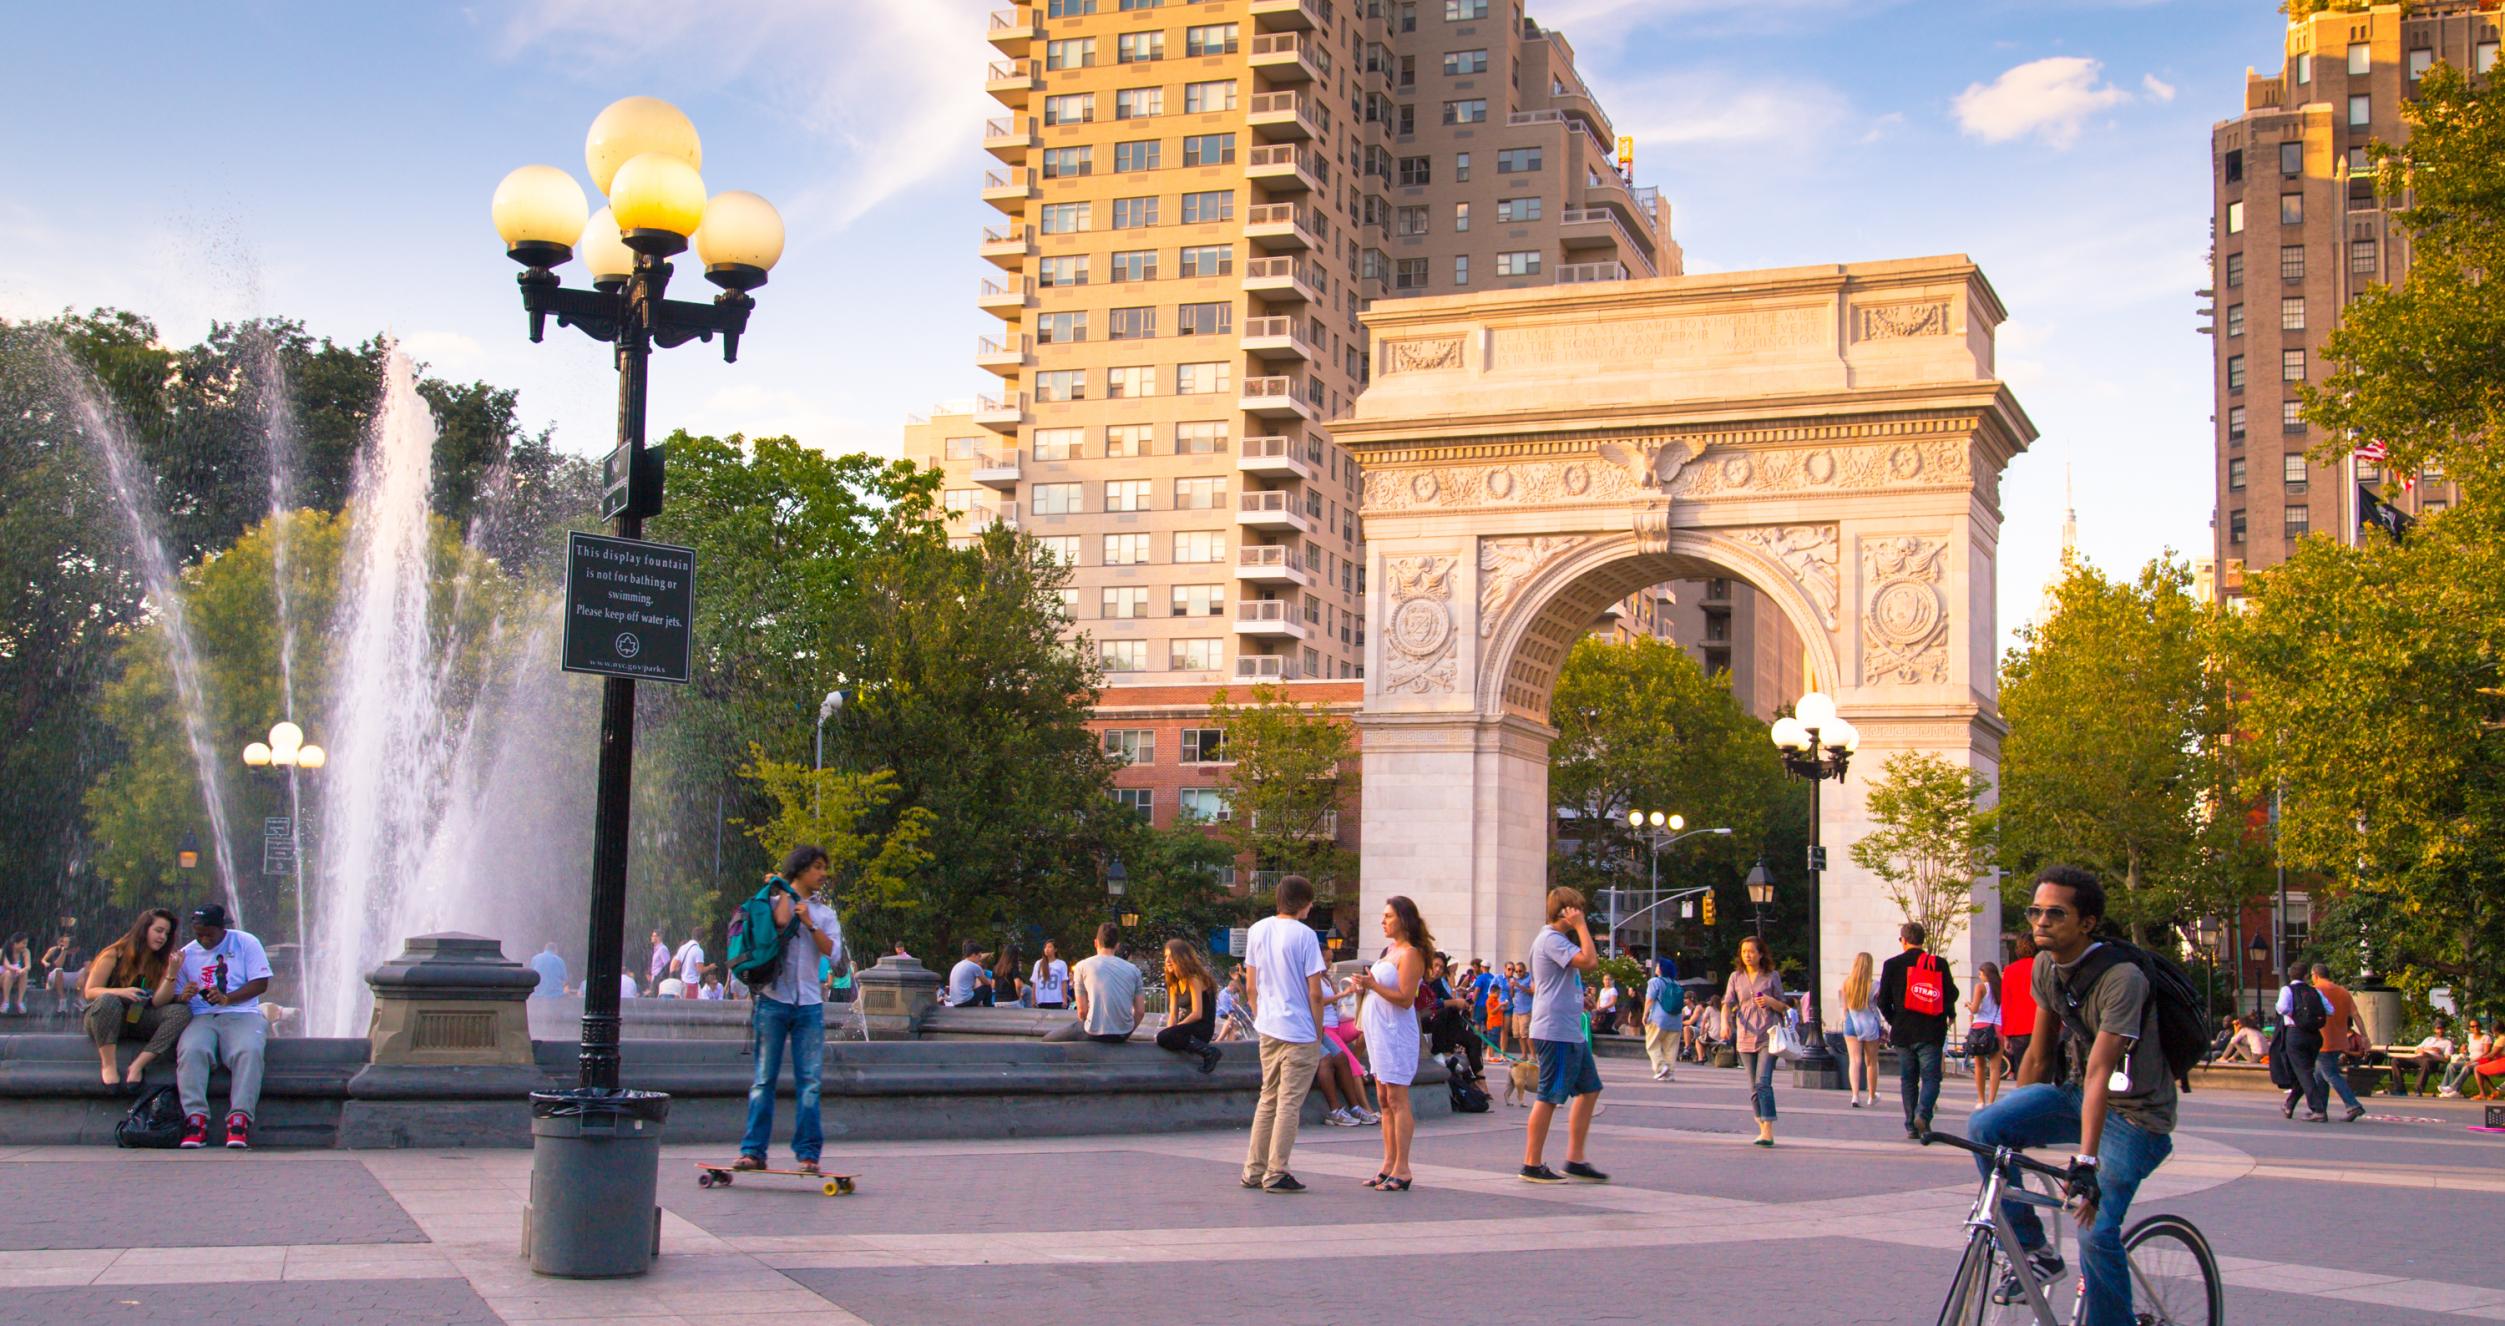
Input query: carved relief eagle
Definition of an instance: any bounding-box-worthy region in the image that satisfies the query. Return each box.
[1595,437,1706,490]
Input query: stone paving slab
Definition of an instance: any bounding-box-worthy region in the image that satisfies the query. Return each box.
[0,1276,499,1325]
[0,1157,425,1250]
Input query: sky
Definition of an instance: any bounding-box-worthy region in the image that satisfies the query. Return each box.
[0,0,2282,650]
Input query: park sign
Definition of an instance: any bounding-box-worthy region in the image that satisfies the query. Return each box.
[562,532,694,684]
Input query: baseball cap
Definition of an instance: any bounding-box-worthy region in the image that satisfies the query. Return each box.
[190,903,231,928]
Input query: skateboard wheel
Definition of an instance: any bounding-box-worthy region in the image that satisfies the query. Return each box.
[697,1172,715,1188]
[838,1178,855,1194]
[823,1181,841,1197]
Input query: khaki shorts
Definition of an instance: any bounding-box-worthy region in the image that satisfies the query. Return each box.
[1508,1014,1531,1039]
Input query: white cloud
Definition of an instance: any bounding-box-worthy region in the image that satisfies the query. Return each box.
[1953,57,2131,149]
[2141,73,2178,103]
[1598,68,1865,153]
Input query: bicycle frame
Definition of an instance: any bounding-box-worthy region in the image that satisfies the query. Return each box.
[1949,1145,2073,1326]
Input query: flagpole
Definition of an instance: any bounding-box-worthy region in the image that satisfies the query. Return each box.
[2346,449,2357,549]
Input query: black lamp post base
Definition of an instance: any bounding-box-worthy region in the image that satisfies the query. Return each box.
[1788,1021,1846,1090]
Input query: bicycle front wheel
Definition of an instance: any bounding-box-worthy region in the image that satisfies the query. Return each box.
[2122,1213,2222,1326]
[1937,1229,2044,1326]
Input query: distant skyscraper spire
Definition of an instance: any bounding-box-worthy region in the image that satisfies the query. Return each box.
[2059,463,2078,568]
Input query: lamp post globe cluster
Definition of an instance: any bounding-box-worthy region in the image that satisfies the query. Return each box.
[241,720,325,771]
[1618,810,1733,960]
[1770,688,1859,1088]
[491,96,782,1094]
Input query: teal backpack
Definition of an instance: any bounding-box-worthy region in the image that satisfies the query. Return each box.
[726,876,797,990]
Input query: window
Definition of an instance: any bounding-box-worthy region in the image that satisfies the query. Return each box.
[1172,583,1225,617]
[1184,23,1237,55]
[1454,151,1471,181]
[1044,92,1094,124]
[1397,0,1417,30]
[1045,38,1096,70]
[1103,728,1155,763]
[1174,529,1226,562]
[1035,369,1087,401]
[2481,42,2500,74]
[1042,145,1091,179]
[2295,51,2312,83]
[1178,787,1233,821]
[1453,254,1469,285]
[1032,482,1083,515]
[1117,0,1161,8]
[1048,0,1095,15]
[2347,41,2369,75]
[1114,196,1160,229]
[1175,421,1227,454]
[2284,505,2310,539]
[1181,189,1233,223]
[2280,296,2304,331]
[1174,81,1233,119]
[1107,306,1156,340]
[2227,457,2246,491]
[2283,453,2308,489]
[1453,201,1469,232]
[2279,193,2301,225]
[2282,400,2305,435]
[1103,586,1149,619]
[1109,248,1156,282]
[1113,139,1161,172]
[1112,788,1152,817]
[2281,348,2306,382]
[1178,244,1231,277]
[1101,640,1149,672]
[1040,201,1091,233]
[2224,147,2243,184]
[2225,252,2244,287]
[2227,355,2245,391]
[1038,310,1087,344]
[1117,30,1164,62]
[1443,98,1487,124]
[942,487,978,514]
[2279,245,2305,281]
[1181,728,1228,764]
[1170,638,1223,671]
[1495,249,1541,276]
[1035,534,1080,565]
[1393,257,1429,290]
[2225,304,2244,338]
[1396,205,1429,236]
[2225,200,2243,234]
[1115,87,1163,120]
[1103,533,1150,565]
[1107,365,1158,397]
[1039,254,1089,286]
[1183,133,1235,165]
[1398,155,1431,185]
[1175,361,1230,394]
[2275,142,2299,178]
[1496,196,1542,223]
[2229,509,2247,544]
[2349,238,2377,276]
[1444,48,1487,75]
[2226,406,2246,445]
[942,435,983,461]
[1497,147,1543,172]
[1444,0,1488,18]
[2348,94,2370,127]
[1173,476,1227,509]
[1105,424,1151,457]
[1032,427,1082,461]
[1176,300,1231,335]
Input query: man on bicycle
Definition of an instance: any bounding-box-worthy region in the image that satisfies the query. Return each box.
[1971,864,2176,1326]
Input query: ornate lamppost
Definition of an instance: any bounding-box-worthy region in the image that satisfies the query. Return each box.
[1623,810,1732,959]
[1770,689,1858,1089]
[491,96,784,1093]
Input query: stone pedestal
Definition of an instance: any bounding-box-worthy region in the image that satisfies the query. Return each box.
[367,934,539,1066]
[854,955,943,1039]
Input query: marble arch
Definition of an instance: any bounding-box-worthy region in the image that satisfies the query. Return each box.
[1336,257,2036,1002]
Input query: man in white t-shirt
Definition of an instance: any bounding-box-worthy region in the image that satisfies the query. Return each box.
[947,941,993,1007]
[1044,923,1144,1043]
[1031,940,1072,1010]
[1240,874,1328,1193]
[739,845,844,1175]
[674,931,707,997]
[164,904,273,1149]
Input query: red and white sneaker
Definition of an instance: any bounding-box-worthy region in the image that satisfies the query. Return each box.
[223,1112,251,1149]
[179,1114,209,1149]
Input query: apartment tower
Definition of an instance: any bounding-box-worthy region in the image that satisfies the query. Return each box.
[2207,1,2492,599]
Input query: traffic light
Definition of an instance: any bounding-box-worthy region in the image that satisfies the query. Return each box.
[1701,892,1718,927]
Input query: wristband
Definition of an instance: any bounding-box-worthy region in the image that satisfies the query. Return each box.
[2070,1154,2098,1168]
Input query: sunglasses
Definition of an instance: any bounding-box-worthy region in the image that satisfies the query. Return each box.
[2021,906,2076,924]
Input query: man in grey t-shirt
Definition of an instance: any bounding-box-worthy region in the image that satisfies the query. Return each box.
[1045,923,1143,1043]
[1520,887,1607,1186]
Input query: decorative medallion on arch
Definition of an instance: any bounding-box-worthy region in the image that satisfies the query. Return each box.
[1382,555,1459,694]
[1860,535,1951,685]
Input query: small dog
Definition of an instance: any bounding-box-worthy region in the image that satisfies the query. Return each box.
[1504,1055,1541,1107]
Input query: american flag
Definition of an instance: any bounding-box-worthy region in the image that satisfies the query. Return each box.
[2353,440,2389,461]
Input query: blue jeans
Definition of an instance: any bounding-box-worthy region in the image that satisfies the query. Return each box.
[1899,1039,1943,1127]
[2315,1050,2363,1111]
[1970,1083,2173,1326]
[739,997,824,1163]
[1737,1048,1778,1121]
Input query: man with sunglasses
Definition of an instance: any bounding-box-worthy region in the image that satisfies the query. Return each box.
[1968,866,2177,1326]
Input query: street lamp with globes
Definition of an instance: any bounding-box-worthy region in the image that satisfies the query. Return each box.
[1770,689,1857,1089]
[1622,811,1733,959]
[492,96,785,1093]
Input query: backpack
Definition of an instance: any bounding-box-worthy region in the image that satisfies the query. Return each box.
[1443,1052,1490,1113]
[725,877,798,991]
[2286,981,2327,1034]
[1904,953,1947,1017]
[2053,941,2209,1092]
[116,1085,186,1149]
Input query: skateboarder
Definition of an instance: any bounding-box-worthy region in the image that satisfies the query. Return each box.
[736,845,842,1176]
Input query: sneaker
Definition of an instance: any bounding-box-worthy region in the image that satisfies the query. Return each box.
[1261,1173,1306,1194]
[732,1154,767,1171]
[1563,1161,1610,1183]
[2439,1086,2462,1098]
[1519,1163,1566,1184]
[1355,1107,1381,1124]
[1199,1047,1222,1075]
[795,1160,821,1176]
[179,1113,208,1149]
[1241,1174,1264,1189]
[1658,1069,1674,1082]
[2344,1105,2366,1123]
[1992,1249,2066,1305]
[223,1112,251,1150]
[2304,1110,2329,1122]
[1321,1108,1355,1127]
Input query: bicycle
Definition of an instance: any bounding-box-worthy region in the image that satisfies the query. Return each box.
[1922,1128,2222,1326]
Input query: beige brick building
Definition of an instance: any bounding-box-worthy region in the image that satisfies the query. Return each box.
[2207,0,2491,598]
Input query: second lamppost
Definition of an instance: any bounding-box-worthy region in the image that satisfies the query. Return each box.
[1770,690,1857,1089]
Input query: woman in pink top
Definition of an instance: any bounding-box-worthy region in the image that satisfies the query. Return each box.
[1722,936,1791,1147]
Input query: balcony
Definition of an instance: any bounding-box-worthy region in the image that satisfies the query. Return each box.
[1232,599,1309,639]
[986,58,1040,107]
[1235,544,1314,587]
[1246,143,1321,194]
[975,334,1030,376]
[1234,655,1306,681]
[1558,205,1636,253]
[1556,261,1630,285]
[977,276,1034,316]
[979,223,1034,269]
[982,114,1038,162]
[1245,203,1316,251]
[1248,91,1317,140]
[1239,375,1317,421]
[1240,316,1315,363]
[981,168,1036,212]
[986,6,1041,54]
[970,448,1021,488]
[1237,433,1321,481]
[1237,490,1317,533]
[953,501,1020,532]
[1244,255,1321,302]
[1249,0,1325,30]
[1248,33,1319,82]
[973,392,1023,434]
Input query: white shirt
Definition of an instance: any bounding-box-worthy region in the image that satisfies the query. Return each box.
[620,973,640,999]
[764,896,842,1006]
[948,958,988,1006]
[175,930,273,1018]
[648,942,669,982]
[673,940,705,981]
[1244,914,1326,1043]
[1032,957,1070,1004]
[1595,985,1619,1011]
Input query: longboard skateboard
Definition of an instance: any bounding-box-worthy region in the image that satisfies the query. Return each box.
[693,1161,856,1196]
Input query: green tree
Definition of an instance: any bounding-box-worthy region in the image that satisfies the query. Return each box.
[1209,683,1357,896]
[1849,752,1994,953]
[1107,816,1246,953]
[733,748,936,944]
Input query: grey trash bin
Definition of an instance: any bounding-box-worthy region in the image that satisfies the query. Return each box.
[526,1088,671,1278]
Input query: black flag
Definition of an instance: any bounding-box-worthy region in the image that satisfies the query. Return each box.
[2358,483,2414,542]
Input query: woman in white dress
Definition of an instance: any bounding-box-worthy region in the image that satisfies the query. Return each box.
[1351,894,1431,1191]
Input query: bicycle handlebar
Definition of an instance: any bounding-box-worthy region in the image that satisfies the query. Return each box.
[1919,1127,2072,1182]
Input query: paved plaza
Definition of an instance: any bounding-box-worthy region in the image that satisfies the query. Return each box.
[4,1054,2502,1325]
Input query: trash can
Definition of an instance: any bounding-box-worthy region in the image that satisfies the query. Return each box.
[525,1088,671,1278]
